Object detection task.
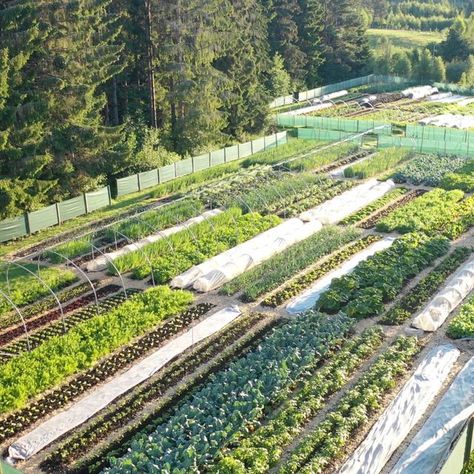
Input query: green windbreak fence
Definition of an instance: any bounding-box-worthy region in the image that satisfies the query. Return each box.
[378,135,474,156]
[406,124,474,144]
[0,132,287,244]
[278,114,392,135]
[115,132,287,197]
[297,128,363,144]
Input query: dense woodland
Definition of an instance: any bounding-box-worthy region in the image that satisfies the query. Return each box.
[0,0,370,217]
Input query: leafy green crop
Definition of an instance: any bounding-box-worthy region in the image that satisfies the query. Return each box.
[0,286,193,414]
[104,312,353,473]
[317,232,450,319]
[376,188,474,239]
[447,295,474,339]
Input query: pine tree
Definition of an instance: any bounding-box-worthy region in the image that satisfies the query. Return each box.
[440,16,470,62]
[265,0,307,86]
[460,55,474,86]
[317,0,371,83]
[268,53,292,97]
[392,51,412,77]
[432,56,447,82]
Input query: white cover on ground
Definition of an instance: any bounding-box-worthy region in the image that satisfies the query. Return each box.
[175,219,324,292]
[286,102,333,116]
[7,306,241,461]
[391,357,474,474]
[299,179,396,224]
[286,237,395,314]
[86,209,222,272]
[339,344,460,474]
[412,257,474,332]
[419,113,474,129]
[402,85,438,100]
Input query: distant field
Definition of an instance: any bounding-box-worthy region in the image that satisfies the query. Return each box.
[367,28,444,52]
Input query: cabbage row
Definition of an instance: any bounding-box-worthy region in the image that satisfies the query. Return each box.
[103,312,353,473]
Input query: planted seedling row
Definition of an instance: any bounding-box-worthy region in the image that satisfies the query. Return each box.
[262,235,380,307]
[0,303,214,443]
[359,188,426,229]
[0,284,122,348]
[44,313,281,473]
[0,290,137,362]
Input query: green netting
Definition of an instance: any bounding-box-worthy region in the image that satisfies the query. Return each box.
[85,187,110,213]
[27,205,59,233]
[193,154,210,171]
[57,196,86,222]
[175,158,193,177]
[297,127,362,143]
[210,149,225,166]
[225,145,239,161]
[116,174,139,197]
[138,170,159,190]
[159,164,176,183]
[238,141,253,158]
[252,137,266,154]
[0,216,28,243]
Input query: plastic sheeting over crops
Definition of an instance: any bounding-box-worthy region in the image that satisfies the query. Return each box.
[420,114,474,129]
[412,257,474,332]
[402,85,438,100]
[7,306,241,461]
[172,218,323,292]
[339,344,460,474]
[86,209,222,272]
[299,179,396,224]
[286,237,395,314]
[391,357,474,474]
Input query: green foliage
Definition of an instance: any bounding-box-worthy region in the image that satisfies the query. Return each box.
[376,188,474,239]
[0,286,193,414]
[103,312,354,472]
[447,295,474,338]
[263,235,380,307]
[111,208,281,281]
[278,336,420,473]
[317,232,450,319]
[441,160,474,192]
[344,148,412,179]
[221,226,361,300]
[393,154,470,187]
[268,54,292,97]
[0,266,77,317]
[382,247,471,325]
[211,328,384,473]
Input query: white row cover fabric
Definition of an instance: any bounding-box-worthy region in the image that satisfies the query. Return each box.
[86,209,222,272]
[299,179,396,224]
[286,237,395,314]
[7,306,241,461]
[412,257,474,332]
[391,357,474,474]
[419,113,474,129]
[193,219,323,292]
[286,102,332,116]
[339,344,460,474]
[330,153,376,178]
[402,85,438,100]
[172,219,323,291]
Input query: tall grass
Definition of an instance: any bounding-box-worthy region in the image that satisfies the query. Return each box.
[287,143,358,172]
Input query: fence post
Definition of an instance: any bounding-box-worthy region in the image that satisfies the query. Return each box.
[55,203,61,224]
[224,147,227,163]
[137,173,141,192]
[250,140,254,155]
[83,193,89,214]
[275,133,278,147]
[464,418,474,464]
[107,186,112,205]
[25,213,31,235]
[208,152,211,168]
